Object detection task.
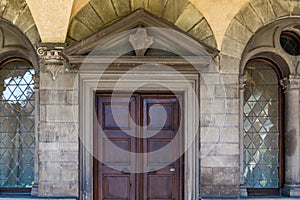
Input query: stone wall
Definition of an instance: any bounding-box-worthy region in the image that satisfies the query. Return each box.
[199,63,240,197]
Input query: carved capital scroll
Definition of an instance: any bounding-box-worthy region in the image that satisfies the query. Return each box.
[37,44,68,81]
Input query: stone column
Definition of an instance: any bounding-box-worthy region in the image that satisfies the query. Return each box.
[239,75,248,197]
[281,75,300,197]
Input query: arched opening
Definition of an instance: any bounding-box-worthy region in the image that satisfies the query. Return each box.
[243,59,284,196]
[0,58,35,195]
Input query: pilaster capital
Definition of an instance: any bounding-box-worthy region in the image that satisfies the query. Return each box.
[37,44,66,64]
[280,75,300,92]
[37,43,69,81]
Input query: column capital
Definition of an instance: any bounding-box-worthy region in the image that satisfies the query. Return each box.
[280,75,300,92]
[239,74,247,90]
[37,43,66,64]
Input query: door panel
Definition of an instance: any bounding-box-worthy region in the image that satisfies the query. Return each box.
[95,94,183,200]
[95,94,137,200]
[142,95,182,200]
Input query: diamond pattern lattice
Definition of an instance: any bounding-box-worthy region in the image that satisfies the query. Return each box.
[243,61,280,189]
[0,61,34,188]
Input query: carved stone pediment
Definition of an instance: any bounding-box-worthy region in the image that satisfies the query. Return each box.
[64,8,219,66]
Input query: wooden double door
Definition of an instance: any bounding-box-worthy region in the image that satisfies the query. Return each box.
[94,93,183,200]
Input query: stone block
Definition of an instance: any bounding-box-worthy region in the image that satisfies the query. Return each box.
[40,105,46,122]
[40,90,67,105]
[214,114,239,127]
[66,90,79,105]
[2,0,24,23]
[175,4,203,32]
[60,142,79,152]
[74,3,103,33]
[200,127,220,143]
[39,161,78,182]
[39,181,78,197]
[200,113,213,127]
[291,1,300,16]
[250,0,276,24]
[39,122,78,143]
[220,127,239,143]
[219,54,240,74]
[111,0,131,16]
[220,74,239,85]
[200,99,225,114]
[147,0,167,17]
[225,99,239,114]
[130,0,145,11]
[200,73,220,85]
[201,155,239,168]
[39,150,78,162]
[189,18,213,42]
[200,167,213,184]
[225,18,253,44]
[212,167,240,185]
[40,72,78,90]
[215,84,239,99]
[14,6,35,33]
[221,36,245,60]
[90,0,117,24]
[25,25,40,46]
[200,84,215,100]
[39,162,61,182]
[201,36,217,48]
[235,5,263,34]
[201,143,239,156]
[67,18,92,41]
[61,165,79,181]
[39,142,59,151]
[200,184,239,197]
[46,105,78,123]
[162,0,189,23]
[270,0,290,17]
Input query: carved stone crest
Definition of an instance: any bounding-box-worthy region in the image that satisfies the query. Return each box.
[129,28,153,56]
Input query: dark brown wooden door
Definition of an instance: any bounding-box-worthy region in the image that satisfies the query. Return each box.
[94,93,183,200]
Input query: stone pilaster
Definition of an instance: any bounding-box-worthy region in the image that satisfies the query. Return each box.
[36,43,79,198]
[281,75,300,197]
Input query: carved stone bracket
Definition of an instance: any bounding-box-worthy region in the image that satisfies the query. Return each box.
[45,64,64,81]
[37,44,69,81]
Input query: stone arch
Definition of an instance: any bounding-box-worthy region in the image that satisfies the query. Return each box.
[221,0,300,74]
[0,0,40,45]
[0,18,38,70]
[67,0,217,48]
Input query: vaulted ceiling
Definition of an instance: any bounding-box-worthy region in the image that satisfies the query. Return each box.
[1,0,300,49]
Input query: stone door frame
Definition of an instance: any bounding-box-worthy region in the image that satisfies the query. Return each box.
[78,65,200,200]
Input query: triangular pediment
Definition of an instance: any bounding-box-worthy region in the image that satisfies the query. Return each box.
[65,9,218,61]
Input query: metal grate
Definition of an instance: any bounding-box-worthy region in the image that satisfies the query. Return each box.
[0,60,34,189]
[243,61,280,188]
